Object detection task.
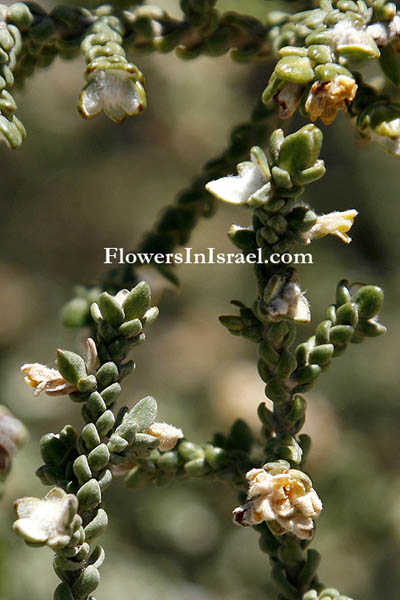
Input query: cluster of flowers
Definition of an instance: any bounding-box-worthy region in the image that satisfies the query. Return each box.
[233,462,322,540]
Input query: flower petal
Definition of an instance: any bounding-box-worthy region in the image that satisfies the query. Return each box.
[13,518,48,544]
[206,162,266,205]
[14,497,41,518]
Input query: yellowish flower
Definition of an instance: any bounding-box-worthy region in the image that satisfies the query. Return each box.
[233,463,322,540]
[21,363,77,397]
[147,422,184,452]
[302,210,358,244]
[305,75,357,125]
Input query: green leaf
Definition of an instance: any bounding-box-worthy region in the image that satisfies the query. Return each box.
[184,457,208,476]
[204,446,229,470]
[279,124,323,175]
[265,377,291,404]
[54,583,75,600]
[297,549,321,588]
[219,315,244,333]
[157,450,180,472]
[335,302,358,326]
[379,45,400,85]
[275,56,314,84]
[98,292,125,328]
[309,343,334,366]
[125,465,154,488]
[96,362,119,389]
[354,285,384,319]
[84,508,108,542]
[73,455,92,486]
[88,444,110,472]
[61,298,90,328]
[123,281,151,320]
[178,440,204,461]
[77,479,101,511]
[72,566,100,597]
[119,319,143,338]
[125,396,157,431]
[100,382,121,406]
[40,434,66,465]
[227,419,253,452]
[329,324,354,344]
[57,350,87,385]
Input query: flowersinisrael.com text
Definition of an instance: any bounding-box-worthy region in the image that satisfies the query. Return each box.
[104,247,313,265]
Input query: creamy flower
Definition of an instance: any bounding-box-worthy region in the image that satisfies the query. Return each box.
[268,281,310,323]
[78,68,146,123]
[301,210,358,244]
[205,147,271,206]
[305,75,358,125]
[13,487,82,550]
[233,464,322,540]
[330,19,379,58]
[262,273,311,324]
[21,363,77,397]
[367,15,400,46]
[147,422,184,452]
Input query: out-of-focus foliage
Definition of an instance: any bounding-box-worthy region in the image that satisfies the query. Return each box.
[0,1,399,599]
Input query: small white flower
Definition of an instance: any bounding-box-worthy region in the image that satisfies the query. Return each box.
[264,275,311,324]
[233,464,322,540]
[331,19,379,58]
[13,487,82,550]
[147,422,184,452]
[367,15,400,46]
[78,67,146,123]
[301,210,358,244]
[205,147,271,206]
[270,281,310,323]
[21,363,77,397]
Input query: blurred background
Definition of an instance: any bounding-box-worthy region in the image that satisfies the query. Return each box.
[0,0,399,598]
